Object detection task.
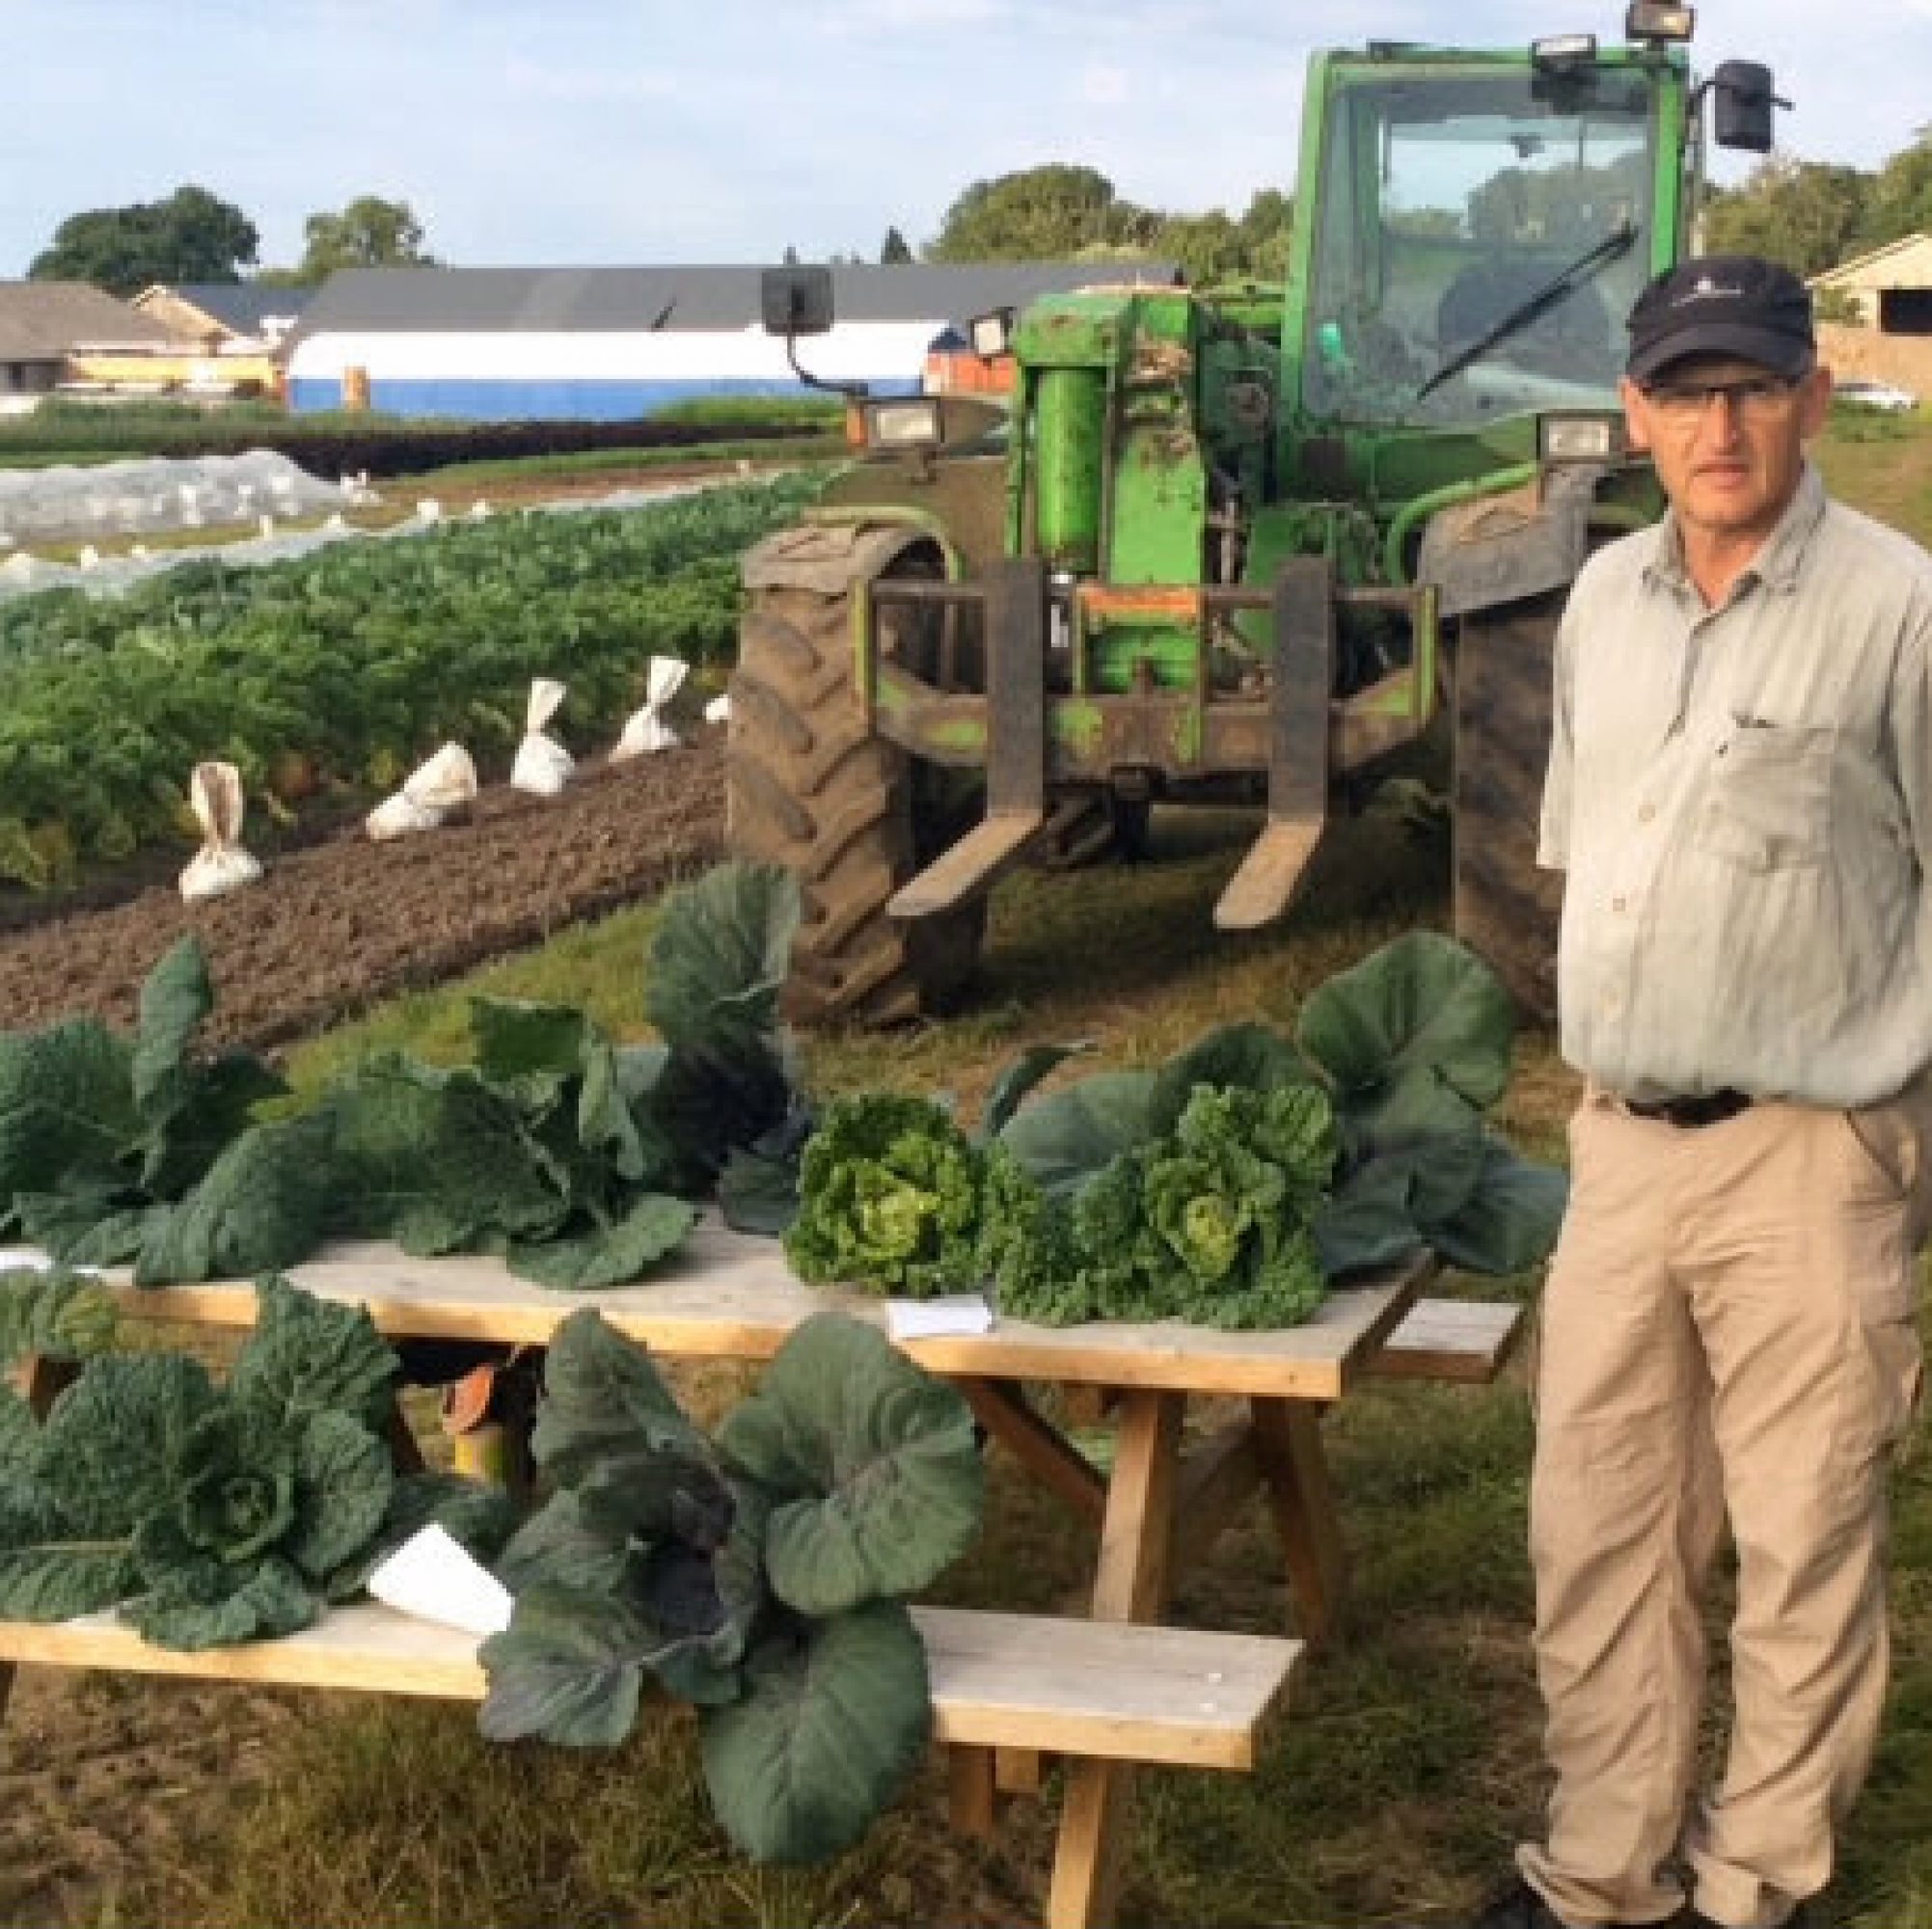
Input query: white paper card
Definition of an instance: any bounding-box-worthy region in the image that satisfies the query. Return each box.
[886,1293,995,1341]
[0,1245,99,1276]
[366,1524,515,1638]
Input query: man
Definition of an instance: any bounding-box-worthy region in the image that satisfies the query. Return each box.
[1475,254,1932,1929]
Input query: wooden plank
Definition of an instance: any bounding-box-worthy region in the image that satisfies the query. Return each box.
[95,1233,1429,1402]
[1052,1390,1184,1929]
[956,1378,1106,1524]
[949,1745,998,1838]
[1368,1297,1526,1384]
[0,1603,1297,1775]
[1250,1399,1347,1646]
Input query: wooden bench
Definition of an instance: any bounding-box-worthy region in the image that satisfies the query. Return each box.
[1366,1296,1527,1384]
[0,1603,1300,1929]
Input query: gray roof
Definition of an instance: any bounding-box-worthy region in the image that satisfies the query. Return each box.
[291,262,1182,337]
[168,282,312,334]
[0,282,180,359]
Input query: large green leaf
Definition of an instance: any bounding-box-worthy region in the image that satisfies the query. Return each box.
[494,1491,634,1599]
[531,1309,716,1492]
[131,936,214,1118]
[698,1601,931,1864]
[508,1194,696,1291]
[980,1042,1090,1141]
[1294,932,1515,1112]
[994,1067,1164,1202]
[134,1050,287,1200]
[644,862,800,1065]
[37,1354,217,1536]
[477,1585,653,1747]
[1428,1139,1568,1275]
[1148,1022,1313,1124]
[229,1276,399,1435]
[124,1552,318,1651]
[0,1483,138,1620]
[133,1114,336,1286]
[0,1019,138,1217]
[0,1266,117,1366]
[286,1410,395,1583]
[718,1314,982,1616]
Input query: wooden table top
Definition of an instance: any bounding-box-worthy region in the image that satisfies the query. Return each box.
[105,1224,1429,1402]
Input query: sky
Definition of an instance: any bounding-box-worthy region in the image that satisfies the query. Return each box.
[6,0,1932,278]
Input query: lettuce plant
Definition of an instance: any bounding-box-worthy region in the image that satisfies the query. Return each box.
[478,1308,985,1864]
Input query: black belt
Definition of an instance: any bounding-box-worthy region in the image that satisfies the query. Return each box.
[1622,1087,1754,1128]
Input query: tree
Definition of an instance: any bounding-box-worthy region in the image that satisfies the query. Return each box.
[927,165,1156,260]
[1864,129,1932,249]
[28,183,259,295]
[1701,155,1872,280]
[879,225,914,264]
[291,196,437,283]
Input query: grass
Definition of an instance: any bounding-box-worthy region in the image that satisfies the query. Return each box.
[71,412,1932,1929]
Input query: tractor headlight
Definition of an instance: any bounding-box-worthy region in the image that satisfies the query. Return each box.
[1540,413,1624,463]
[862,398,944,448]
[969,307,1017,359]
[1625,2,1694,42]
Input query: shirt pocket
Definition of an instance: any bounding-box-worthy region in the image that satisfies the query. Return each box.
[1698,721,1834,871]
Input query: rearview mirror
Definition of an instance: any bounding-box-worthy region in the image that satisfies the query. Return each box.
[761,265,834,337]
[1711,60,1779,152]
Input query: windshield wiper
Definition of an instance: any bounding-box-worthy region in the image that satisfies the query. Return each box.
[1415,217,1638,402]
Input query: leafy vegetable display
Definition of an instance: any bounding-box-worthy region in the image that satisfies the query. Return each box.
[0,1276,510,1648]
[0,1264,119,1365]
[0,862,809,1291]
[0,936,328,1284]
[783,1093,987,1299]
[0,473,821,886]
[785,932,1566,1327]
[479,1307,984,1865]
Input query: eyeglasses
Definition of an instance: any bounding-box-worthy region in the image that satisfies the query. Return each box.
[1638,375,1797,424]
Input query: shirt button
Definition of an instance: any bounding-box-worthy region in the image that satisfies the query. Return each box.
[1638,802,1657,824]
[1612,895,1628,912]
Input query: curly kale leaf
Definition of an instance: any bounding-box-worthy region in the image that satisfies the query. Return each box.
[0,1265,118,1366]
[783,1093,986,1298]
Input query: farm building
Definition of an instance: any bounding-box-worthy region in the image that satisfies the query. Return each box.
[131,282,309,354]
[0,282,180,412]
[283,263,1179,420]
[1809,233,1932,332]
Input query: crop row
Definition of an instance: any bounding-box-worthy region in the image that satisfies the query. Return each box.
[0,473,821,887]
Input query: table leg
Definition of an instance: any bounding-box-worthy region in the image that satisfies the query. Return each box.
[1249,1398,1347,1645]
[1046,1388,1184,1929]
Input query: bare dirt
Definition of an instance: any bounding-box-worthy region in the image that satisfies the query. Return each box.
[0,735,726,1052]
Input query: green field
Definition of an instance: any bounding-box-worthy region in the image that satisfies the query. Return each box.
[54,415,1932,1929]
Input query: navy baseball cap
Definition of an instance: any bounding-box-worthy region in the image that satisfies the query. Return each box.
[1625,255,1816,384]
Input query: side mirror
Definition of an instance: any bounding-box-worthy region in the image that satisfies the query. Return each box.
[1711,60,1779,153]
[760,264,834,337]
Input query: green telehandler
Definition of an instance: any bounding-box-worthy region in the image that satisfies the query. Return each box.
[726,6,1783,1022]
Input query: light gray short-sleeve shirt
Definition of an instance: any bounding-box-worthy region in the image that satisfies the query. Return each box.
[1538,463,1932,1108]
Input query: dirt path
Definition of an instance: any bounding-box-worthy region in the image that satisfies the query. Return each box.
[0,736,726,1051]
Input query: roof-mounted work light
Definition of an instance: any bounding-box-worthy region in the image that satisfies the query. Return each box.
[1625,3,1695,42]
[1531,34,1596,72]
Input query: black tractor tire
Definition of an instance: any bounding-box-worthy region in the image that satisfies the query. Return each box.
[727,560,984,1027]
[1451,591,1565,1025]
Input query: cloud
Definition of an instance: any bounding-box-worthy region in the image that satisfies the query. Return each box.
[1078,64,1131,106]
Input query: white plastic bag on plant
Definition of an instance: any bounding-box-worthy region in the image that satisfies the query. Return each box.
[367,741,478,840]
[612,656,690,761]
[510,678,575,795]
[178,761,263,902]
[704,693,731,725]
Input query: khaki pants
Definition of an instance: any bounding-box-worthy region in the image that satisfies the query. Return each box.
[1518,1086,1926,1929]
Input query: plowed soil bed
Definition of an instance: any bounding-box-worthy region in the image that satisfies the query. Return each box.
[0,736,726,1049]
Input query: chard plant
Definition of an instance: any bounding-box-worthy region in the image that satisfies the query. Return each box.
[479,1307,985,1865]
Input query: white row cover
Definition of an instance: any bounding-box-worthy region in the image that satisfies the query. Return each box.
[0,449,352,546]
